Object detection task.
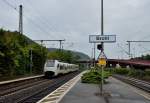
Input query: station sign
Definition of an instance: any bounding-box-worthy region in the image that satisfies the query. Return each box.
[89,35,116,43]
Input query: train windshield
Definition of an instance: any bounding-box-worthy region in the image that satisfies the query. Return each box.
[46,60,55,67]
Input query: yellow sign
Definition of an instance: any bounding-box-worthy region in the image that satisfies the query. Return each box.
[98,58,106,66]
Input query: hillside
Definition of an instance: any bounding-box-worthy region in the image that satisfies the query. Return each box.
[48,48,90,61]
[0,29,90,79]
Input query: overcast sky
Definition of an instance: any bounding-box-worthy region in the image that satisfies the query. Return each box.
[1,0,150,59]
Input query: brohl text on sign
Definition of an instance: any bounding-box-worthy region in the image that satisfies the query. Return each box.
[89,35,116,43]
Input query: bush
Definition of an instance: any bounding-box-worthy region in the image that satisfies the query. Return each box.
[142,75,150,81]
[113,67,150,81]
[128,69,146,78]
[81,70,111,84]
[113,68,129,75]
[145,71,150,76]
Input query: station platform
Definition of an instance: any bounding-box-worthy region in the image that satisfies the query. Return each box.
[103,77,150,103]
[60,80,105,103]
[0,75,43,85]
[38,71,150,103]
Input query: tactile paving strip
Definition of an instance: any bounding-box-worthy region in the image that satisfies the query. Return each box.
[37,71,86,103]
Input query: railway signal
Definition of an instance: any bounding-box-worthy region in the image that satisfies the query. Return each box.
[97,44,103,50]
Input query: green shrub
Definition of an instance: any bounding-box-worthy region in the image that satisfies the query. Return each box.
[81,70,111,84]
[128,69,146,78]
[104,71,112,78]
[113,68,129,75]
[113,67,150,81]
[81,71,101,84]
[142,75,150,81]
[145,71,150,76]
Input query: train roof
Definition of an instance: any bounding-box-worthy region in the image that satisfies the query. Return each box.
[46,59,78,66]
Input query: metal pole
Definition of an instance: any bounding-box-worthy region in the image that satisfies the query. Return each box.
[128,41,131,58]
[19,5,26,74]
[60,40,62,50]
[94,43,96,67]
[62,44,63,50]
[30,48,33,74]
[101,0,104,37]
[40,40,43,51]
[100,0,104,95]
[41,40,44,69]
[91,47,93,68]
[19,5,23,34]
[34,39,65,51]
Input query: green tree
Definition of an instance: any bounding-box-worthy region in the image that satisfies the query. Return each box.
[0,29,48,79]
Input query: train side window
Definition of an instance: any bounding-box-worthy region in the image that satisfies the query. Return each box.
[60,65,63,70]
[63,65,65,70]
[57,64,59,69]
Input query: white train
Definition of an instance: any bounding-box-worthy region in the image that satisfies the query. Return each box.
[44,60,79,78]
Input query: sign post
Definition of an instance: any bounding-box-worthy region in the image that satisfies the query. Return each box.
[89,35,116,95]
[97,51,107,95]
[89,0,116,95]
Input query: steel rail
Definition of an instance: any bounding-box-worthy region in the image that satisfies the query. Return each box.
[113,75,150,93]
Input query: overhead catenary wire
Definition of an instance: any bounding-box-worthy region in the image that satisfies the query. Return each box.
[23,0,89,50]
[138,44,150,53]
[2,0,58,39]
[2,0,17,11]
[1,0,45,35]
[25,0,75,41]
[24,1,57,31]
[22,0,62,39]
[1,0,82,50]
[23,0,74,40]
[20,0,71,48]
[117,43,129,55]
[127,41,150,58]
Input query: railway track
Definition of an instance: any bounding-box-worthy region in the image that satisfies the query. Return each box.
[113,75,150,93]
[0,71,80,103]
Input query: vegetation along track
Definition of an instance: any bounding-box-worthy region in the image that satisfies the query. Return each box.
[113,75,150,93]
[0,71,80,103]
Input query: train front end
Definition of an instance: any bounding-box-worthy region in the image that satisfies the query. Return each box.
[44,60,57,78]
